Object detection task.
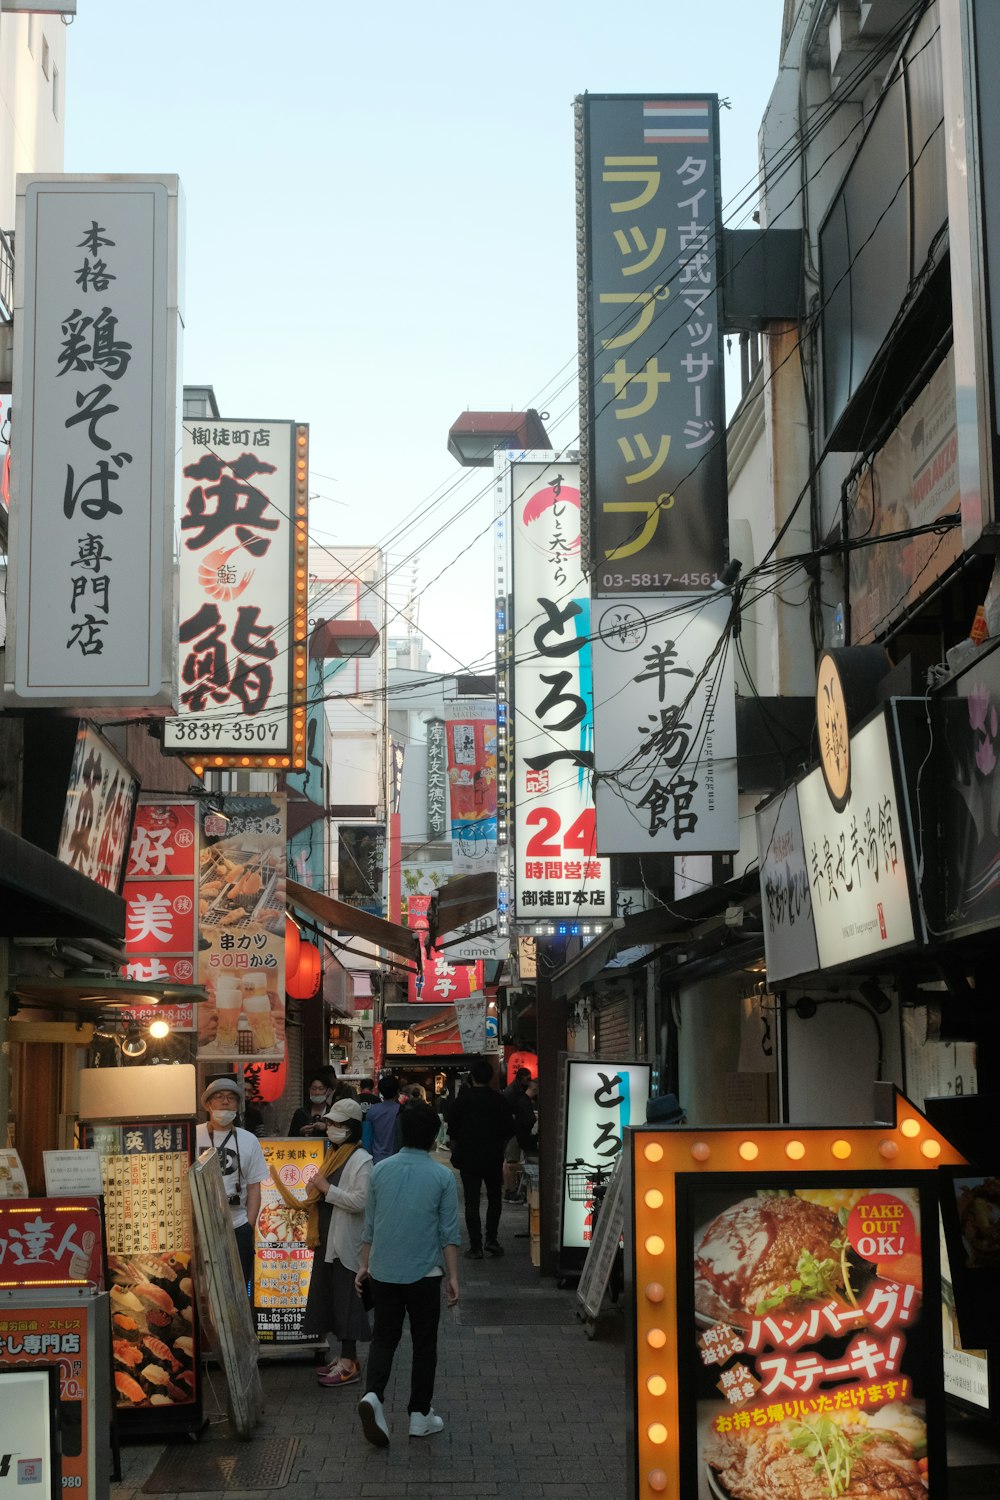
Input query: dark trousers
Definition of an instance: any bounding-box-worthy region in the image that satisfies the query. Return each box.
[364,1276,441,1415]
[234,1221,254,1294]
[460,1159,503,1248]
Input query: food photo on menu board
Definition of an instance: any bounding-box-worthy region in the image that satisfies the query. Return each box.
[677,1177,938,1500]
[197,797,286,1062]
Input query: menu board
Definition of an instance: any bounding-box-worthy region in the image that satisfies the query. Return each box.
[677,1175,941,1499]
[80,1121,199,1421]
[253,1138,326,1343]
[83,1123,191,1256]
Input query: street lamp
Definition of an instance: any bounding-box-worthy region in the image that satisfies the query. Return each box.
[447,409,552,467]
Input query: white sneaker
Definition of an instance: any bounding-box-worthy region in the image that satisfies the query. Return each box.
[358,1392,390,1447]
[409,1408,444,1438]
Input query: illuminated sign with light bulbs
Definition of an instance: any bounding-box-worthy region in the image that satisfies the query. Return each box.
[626,1092,965,1498]
[165,420,310,772]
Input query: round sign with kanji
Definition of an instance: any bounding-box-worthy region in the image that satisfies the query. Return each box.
[816,650,850,811]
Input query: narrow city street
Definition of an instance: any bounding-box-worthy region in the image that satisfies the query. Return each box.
[110,1196,627,1500]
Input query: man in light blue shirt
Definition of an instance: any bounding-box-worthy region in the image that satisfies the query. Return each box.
[355,1101,460,1445]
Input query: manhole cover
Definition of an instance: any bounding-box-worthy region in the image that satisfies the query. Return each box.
[143,1436,298,1493]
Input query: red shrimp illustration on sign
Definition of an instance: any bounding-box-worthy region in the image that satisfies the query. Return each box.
[198,543,256,603]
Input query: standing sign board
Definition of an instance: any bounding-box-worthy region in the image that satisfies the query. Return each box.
[79,1122,200,1433]
[561,1058,650,1270]
[6,175,182,708]
[164,419,309,771]
[253,1138,326,1344]
[592,594,737,853]
[505,455,612,921]
[625,1094,965,1499]
[576,96,727,594]
[188,1151,262,1437]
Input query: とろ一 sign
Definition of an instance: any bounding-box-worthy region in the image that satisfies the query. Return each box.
[625,1092,964,1499]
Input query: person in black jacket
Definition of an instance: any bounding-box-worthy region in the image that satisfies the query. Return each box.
[447,1058,515,1259]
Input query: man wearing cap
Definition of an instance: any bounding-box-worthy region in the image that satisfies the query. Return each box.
[196,1077,269,1291]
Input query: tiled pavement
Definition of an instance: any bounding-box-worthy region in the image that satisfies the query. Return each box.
[112,1188,627,1500]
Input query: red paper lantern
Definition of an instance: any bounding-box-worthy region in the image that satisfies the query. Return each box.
[245,1056,287,1104]
[287,939,321,1000]
[506,1050,538,1085]
[285,917,302,982]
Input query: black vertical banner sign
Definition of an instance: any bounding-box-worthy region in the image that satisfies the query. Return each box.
[578,94,728,593]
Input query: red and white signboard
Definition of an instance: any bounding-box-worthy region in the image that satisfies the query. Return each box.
[507,458,611,920]
[405,892,484,1004]
[121,800,198,1029]
[0,1198,103,1289]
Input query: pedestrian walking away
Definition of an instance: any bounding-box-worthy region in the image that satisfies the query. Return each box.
[448,1056,515,1258]
[502,1067,536,1201]
[361,1074,402,1163]
[296,1098,372,1388]
[354,1100,460,1446]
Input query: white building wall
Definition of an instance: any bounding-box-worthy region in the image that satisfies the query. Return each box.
[0,12,65,225]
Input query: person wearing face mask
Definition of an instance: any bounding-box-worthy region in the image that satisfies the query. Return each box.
[287,1069,336,1138]
[196,1077,269,1292]
[297,1098,372,1387]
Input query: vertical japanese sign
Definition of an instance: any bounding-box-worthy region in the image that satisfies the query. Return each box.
[756,784,819,984]
[592,594,737,852]
[122,800,198,1028]
[163,420,309,771]
[795,712,917,968]
[427,718,447,840]
[508,456,612,919]
[444,698,498,873]
[561,1059,650,1253]
[7,175,182,706]
[577,96,727,592]
[338,824,385,915]
[254,1138,326,1343]
[55,722,139,891]
[197,795,286,1063]
[684,1180,936,1499]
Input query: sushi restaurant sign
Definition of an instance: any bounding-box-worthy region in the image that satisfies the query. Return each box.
[625,1093,965,1498]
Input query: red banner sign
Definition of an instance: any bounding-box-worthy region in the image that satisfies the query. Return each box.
[0,1199,103,1289]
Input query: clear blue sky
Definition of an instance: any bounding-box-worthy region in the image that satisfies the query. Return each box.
[64,1,783,675]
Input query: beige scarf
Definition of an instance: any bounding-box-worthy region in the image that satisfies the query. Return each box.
[269,1141,358,1248]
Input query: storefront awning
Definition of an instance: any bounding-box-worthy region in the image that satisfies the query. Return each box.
[549,878,763,999]
[428,872,496,941]
[8,976,210,1014]
[287,878,420,963]
[0,828,126,943]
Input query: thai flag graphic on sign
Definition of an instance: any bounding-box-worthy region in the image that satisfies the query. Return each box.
[643,100,710,145]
